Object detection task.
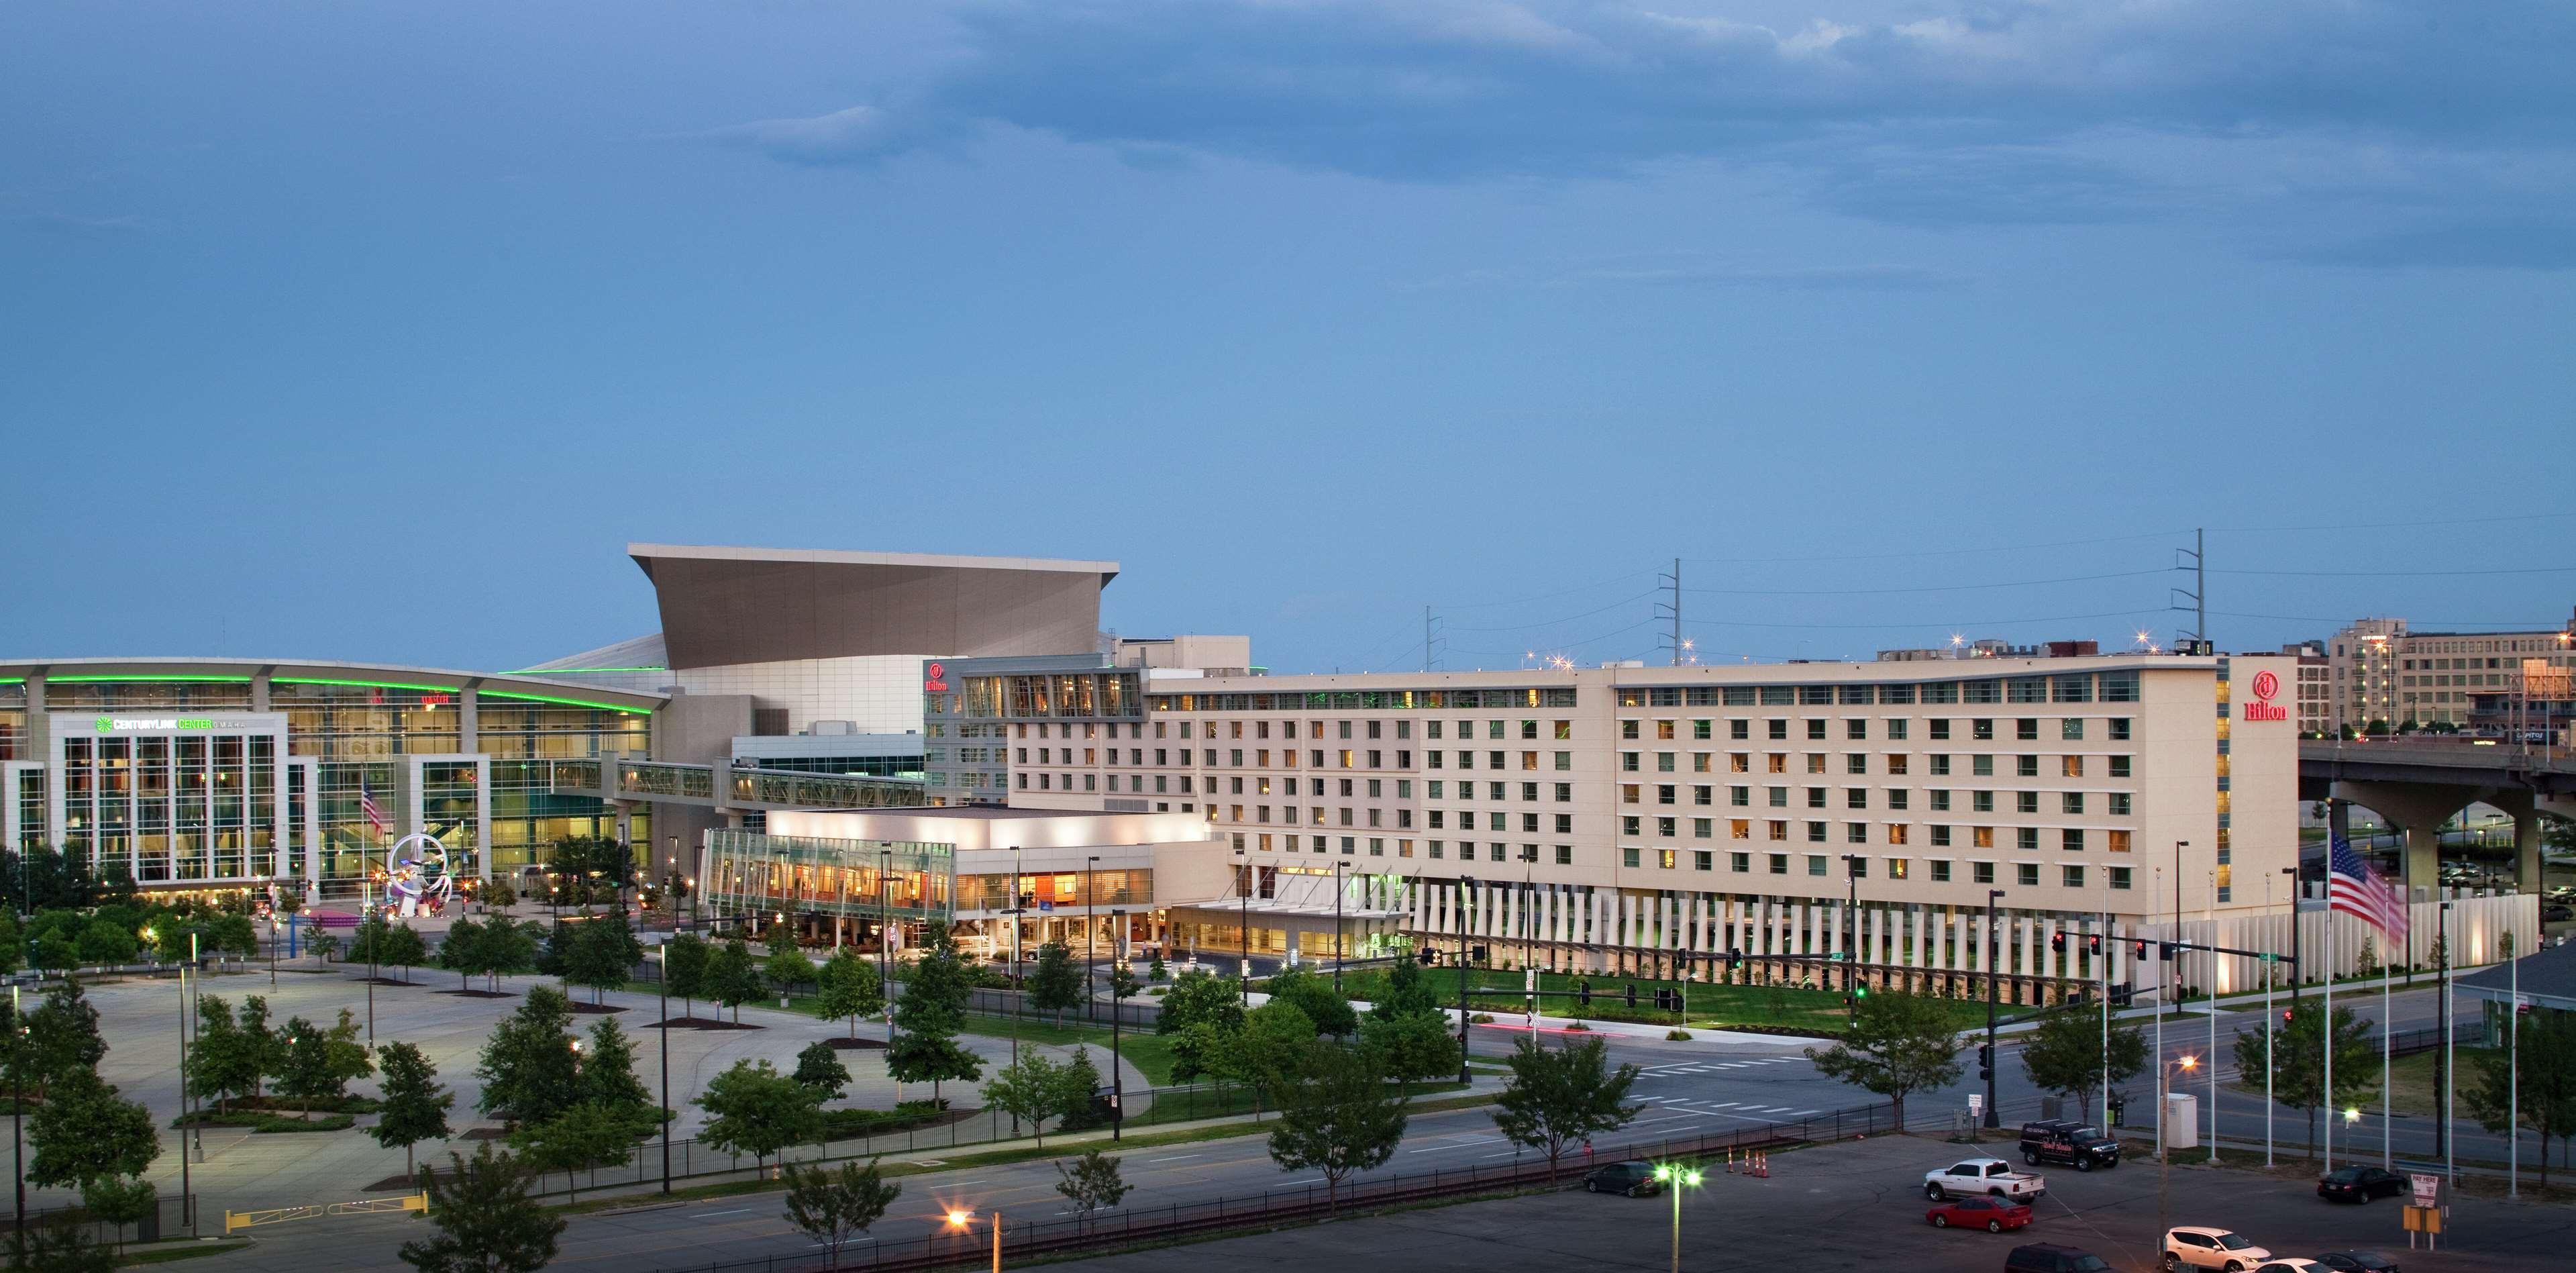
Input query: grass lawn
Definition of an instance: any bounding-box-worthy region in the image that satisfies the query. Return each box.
[1333,967,1990,1033]
[952,1013,1183,1086]
[2232,1044,2500,1119]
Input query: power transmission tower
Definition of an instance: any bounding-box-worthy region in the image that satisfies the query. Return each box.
[2170,527,2207,653]
[1655,558,1689,665]
[1423,605,1444,672]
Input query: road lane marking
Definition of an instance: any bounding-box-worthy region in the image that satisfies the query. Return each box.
[690,1208,754,1218]
[1147,1154,1202,1163]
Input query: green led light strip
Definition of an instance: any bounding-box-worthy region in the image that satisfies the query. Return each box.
[480,690,652,715]
[274,676,462,693]
[503,666,666,674]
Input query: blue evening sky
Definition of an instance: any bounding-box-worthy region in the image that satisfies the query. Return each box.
[4,2,2571,675]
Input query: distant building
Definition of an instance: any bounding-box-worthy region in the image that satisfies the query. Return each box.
[2325,610,2576,731]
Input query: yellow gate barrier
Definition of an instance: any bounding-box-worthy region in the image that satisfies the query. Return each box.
[225,1194,426,1233]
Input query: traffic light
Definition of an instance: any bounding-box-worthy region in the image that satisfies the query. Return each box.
[1977,1044,1994,1080]
[1853,984,1869,1000]
[2050,931,2066,955]
[2086,933,2103,956]
[1578,982,1593,1007]
[1416,948,1437,966]
[1471,945,1489,963]
[1624,983,1638,1007]
[2281,1008,2295,1027]
[2132,939,2150,960]
[1726,948,1743,971]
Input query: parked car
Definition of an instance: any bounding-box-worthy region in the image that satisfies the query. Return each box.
[2165,1227,2272,1273]
[2020,1119,2121,1171]
[1583,1161,1659,1197]
[1926,1194,2032,1233]
[1924,1156,2047,1202]
[2541,904,2573,923]
[2006,1243,2114,1273]
[2313,1252,2400,1273]
[2252,1262,2326,1273]
[2316,1166,2406,1203]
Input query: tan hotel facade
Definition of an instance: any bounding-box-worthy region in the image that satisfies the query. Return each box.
[931,652,2302,1000]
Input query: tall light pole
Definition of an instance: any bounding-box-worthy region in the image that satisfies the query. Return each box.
[1333,860,1345,995]
[879,849,894,1055]
[1651,1161,1702,1273]
[1842,854,1860,1021]
[1086,854,1100,1022]
[656,944,671,1193]
[1237,843,1251,1005]
[11,984,23,1253]
[1109,907,1128,1143]
[1983,888,2004,1127]
[2206,870,2218,1164]
[2440,897,2455,1184]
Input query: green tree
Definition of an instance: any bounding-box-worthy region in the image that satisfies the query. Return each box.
[1027,942,1084,1025]
[1490,1033,1641,1174]
[0,911,24,977]
[1168,1019,1232,1085]
[1368,954,1442,1021]
[662,933,712,1020]
[765,940,817,1004]
[982,1053,1070,1145]
[815,947,884,1037]
[2017,1006,2147,1124]
[481,878,518,910]
[780,1158,901,1271]
[383,922,431,984]
[2233,998,2376,1160]
[490,921,546,989]
[238,995,282,1103]
[440,916,488,990]
[15,982,104,1099]
[886,922,983,1101]
[1804,990,1965,1131]
[307,928,342,964]
[182,995,262,1113]
[207,911,260,960]
[74,919,136,968]
[566,911,643,1005]
[1056,1046,1104,1129]
[1155,968,1244,1037]
[794,1041,852,1101]
[579,1017,657,1132]
[695,1058,825,1180]
[477,985,582,1129]
[15,1211,117,1273]
[1052,1148,1131,1236]
[1359,1011,1463,1090]
[1213,1001,1315,1114]
[372,1040,456,1176]
[1266,1041,1408,1211]
[399,1142,565,1273]
[2465,1007,2576,1184]
[1147,954,1168,982]
[511,1101,635,1204]
[27,1070,159,1194]
[709,939,764,1023]
[79,1174,157,1257]
[277,1009,374,1117]
[1264,966,1358,1037]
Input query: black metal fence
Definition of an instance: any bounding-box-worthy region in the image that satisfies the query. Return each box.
[960,986,1160,1031]
[524,1081,1286,1200]
[11,1192,197,1247]
[654,1103,1896,1273]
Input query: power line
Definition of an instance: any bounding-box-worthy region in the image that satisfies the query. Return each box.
[1680,569,2167,597]
[1445,591,1660,632]
[1435,570,1658,609]
[1680,608,2168,632]
[1682,529,2187,566]
[2206,510,2576,534]
[2210,566,2576,578]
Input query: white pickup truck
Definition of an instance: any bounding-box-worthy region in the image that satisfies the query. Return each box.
[1922,1156,2047,1203]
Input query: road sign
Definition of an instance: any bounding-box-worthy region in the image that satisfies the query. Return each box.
[1825,952,1849,962]
[2259,952,2278,963]
[2409,1172,2442,1208]
[1967,1094,1984,1117]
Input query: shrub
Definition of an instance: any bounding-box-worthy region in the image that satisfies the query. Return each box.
[1665,1029,1692,1041]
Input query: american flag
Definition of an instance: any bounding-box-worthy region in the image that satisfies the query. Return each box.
[358,781,389,836]
[2328,832,2408,944]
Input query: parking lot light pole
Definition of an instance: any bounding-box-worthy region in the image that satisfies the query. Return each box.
[1110,908,1128,1143]
[1984,889,2004,1127]
[656,945,671,1194]
[1650,1162,1701,1273]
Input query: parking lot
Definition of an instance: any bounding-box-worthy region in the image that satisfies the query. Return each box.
[1087,1134,2562,1272]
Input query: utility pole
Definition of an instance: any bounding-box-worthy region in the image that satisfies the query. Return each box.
[1457,876,1475,1085]
[1423,605,1439,673]
[1657,558,1685,666]
[2173,529,2207,650]
[1983,889,2004,1127]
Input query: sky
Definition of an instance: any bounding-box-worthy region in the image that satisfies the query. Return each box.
[4,1,2572,676]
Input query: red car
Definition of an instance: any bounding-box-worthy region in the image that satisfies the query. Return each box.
[1928,1195,2034,1233]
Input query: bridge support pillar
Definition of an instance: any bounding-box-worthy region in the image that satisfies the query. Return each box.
[2333,779,2471,908]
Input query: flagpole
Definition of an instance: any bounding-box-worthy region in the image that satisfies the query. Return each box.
[2322,912,2333,1172]
[2381,947,2391,1168]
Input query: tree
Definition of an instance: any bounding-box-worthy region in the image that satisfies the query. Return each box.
[308,929,343,964]
[765,940,817,1005]
[1359,1011,1463,1090]
[238,995,283,1103]
[982,1053,1070,1145]
[2017,1007,2147,1124]
[488,921,545,989]
[182,995,262,1113]
[1155,968,1243,1037]
[207,912,260,960]
[1212,1001,1315,1114]
[1148,954,1168,982]
[15,982,104,1099]
[2465,1007,2576,1184]
[79,1175,157,1257]
[440,916,488,990]
[781,1158,901,1270]
[27,1070,159,1194]
[580,1017,657,1132]
[1027,942,1084,1025]
[372,1041,456,1176]
[477,986,582,1129]
[794,1041,853,1101]
[709,939,764,1023]
[2233,998,2376,1160]
[695,1059,825,1179]
[277,1008,373,1117]
[384,922,431,984]
[1169,1020,1231,1085]
[350,912,396,970]
[1804,990,1964,1132]
[1057,1046,1104,1129]
[566,911,643,1005]
[511,1102,636,1203]
[1369,954,1442,1022]
[1490,1033,1641,1175]
[815,947,884,1037]
[1264,966,1359,1037]
[663,933,712,1020]
[482,878,518,910]
[399,1142,565,1273]
[886,922,983,1101]
[1053,1149,1131,1235]
[1267,1042,1408,1211]
[74,919,136,968]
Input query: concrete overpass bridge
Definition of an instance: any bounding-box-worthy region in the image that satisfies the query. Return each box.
[2300,739,2576,897]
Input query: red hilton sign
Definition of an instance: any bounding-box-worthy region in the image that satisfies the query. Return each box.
[923,661,949,693]
[2243,669,2287,722]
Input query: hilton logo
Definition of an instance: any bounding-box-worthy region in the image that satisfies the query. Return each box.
[2243,669,2288,722]
[923,661,949,693]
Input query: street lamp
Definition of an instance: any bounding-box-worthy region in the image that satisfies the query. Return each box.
[1086,854,1099,1023]
[1983,888,2005,1127]
[1109,907,1129,1143]
[944,1207,1002,1273]
[654,944,671,1194]
[1235,842,1251,1005]
[1649,1162,1702,1273]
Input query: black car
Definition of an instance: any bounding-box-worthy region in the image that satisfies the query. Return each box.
[2317,1166,2406,1203]
[2020,1119,2121,1171]
[2315,1252,2400,1273]
[2005,1243,2114,1273]
[1583,1161,1659,1197]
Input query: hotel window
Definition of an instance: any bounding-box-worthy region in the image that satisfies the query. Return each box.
[1807,854,1828,876]
[1554,721,1572,740]
[1807,787,1826,809]
[1555,813,1572,833]
[2016,756,2039,778]
[1886,755,1909,776]
[1931,860,1952,882]
[1931,824,1952,846]
[1845,754,1867,776]
[2061,756,2083,778]
[2016,719,2039,741]
[1887,824,1909,846]
[1928,719,1951,740]
[2017,827,2039,851]
[1768,853,1789,874]
[1767,754,1787,774]
[2062,792,2084,815]
[1731,785,1749,806]
[1972,826,1994,848]
[2063,864,2085,888]
[1888,857,1909,879]
[1622,784,1641,804]
[2062,719,2084,741]
[1429,840,1445,859]
[1656,720,1676,740]
[1972,755,1994,777]
[1730,720,1750,740]
[2109,866,2133,890]
[1845,789,1868,809]
[1887,719,1909,740]
[1658,849,1678,870]
[1767,786,1787,807]
[1806,821,1827,842]
[1767,819,1788,841]
[1731,852,1751,872]
[1930,790,1951,811]
[1730,819,1750,839]
[1930,755,1951,776]
[2016,793,2039,814]
[1693,719,1712,740]
[1657,784,1676,805]
[1888,789,1910,811]
[1806,754,1827,775]
[1555,752,1572,770]
[1624,847,1641,868]
[2061,828,2083,852]
[1694,754,1712,774]
[1555,845,1572,864]
[1622,752,1640,772]
[1623,816,1643,835]
[1693,818,1712,838]
[1622,721,1641,740]
[1524,752,1541,771]
[2109,718,2132,740]
[2109,756,2132,778]
[1657,816,1678,837]
[2017,862,2040,886]
[1555,782,1572,801]
[1768,720,1789,740]
[1973,719,1994,741]
[1731,753,1750,773]
[1845,719,1867,741]
[1973,791,1994,813]
[2107,829,2132,853]
[1807,719,1827,741]
[1846,823,1867,843]
[1973,861,1996,884]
